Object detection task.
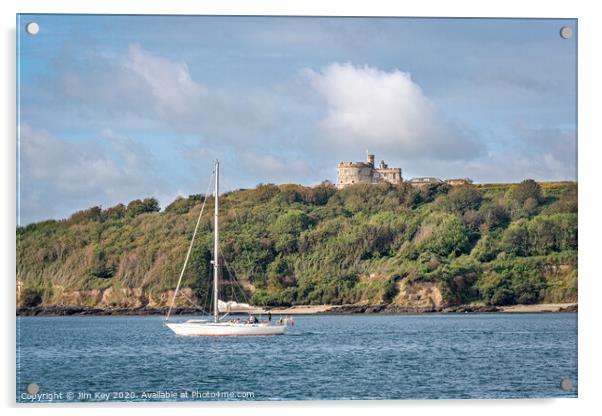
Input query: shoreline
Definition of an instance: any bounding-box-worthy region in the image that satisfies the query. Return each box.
[16,302,577,317]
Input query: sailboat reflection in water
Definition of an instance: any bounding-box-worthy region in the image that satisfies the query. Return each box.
[165,159,291,336]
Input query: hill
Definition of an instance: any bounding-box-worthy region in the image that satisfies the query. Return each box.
[16,180,578,311]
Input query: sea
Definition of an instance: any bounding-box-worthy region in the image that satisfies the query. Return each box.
[16,313,577,402]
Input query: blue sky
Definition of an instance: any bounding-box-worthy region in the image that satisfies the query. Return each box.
[17,15,577,225]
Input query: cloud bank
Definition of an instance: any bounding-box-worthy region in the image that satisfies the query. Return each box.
[18,124,170,224]
[19,40,576,224]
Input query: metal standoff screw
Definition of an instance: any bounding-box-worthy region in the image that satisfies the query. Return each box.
[560,378,573,391]
[26,383,39,394]
[559,26,572,39]
[25,22,40,35]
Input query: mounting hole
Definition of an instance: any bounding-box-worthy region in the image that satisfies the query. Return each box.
[559,26,572,39]
[26,22,39,35]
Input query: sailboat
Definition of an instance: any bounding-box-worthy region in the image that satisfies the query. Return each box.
[165,159,287,336]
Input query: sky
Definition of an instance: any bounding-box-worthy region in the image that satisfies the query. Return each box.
[17,15,577,225]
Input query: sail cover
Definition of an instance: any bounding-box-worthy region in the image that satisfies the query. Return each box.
[218,299,256,313]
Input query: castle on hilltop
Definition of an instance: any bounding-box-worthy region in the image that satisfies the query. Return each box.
[336,152,473,189]
[336,153,402,189]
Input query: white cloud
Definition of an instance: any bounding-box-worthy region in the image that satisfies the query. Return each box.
[122,44,206,117]
[305,62,485,161]
[57,44,282,144]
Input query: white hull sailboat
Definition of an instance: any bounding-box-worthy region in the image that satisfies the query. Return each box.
[164,159,287,336]
[166,321,286,336]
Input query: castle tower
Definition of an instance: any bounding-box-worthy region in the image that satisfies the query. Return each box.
[367,153,375,166]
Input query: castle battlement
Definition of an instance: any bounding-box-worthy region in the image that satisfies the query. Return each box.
[337,161,372,168]
[336,153,402,189]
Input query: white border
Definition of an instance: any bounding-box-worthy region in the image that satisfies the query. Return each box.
[2,1,601,415]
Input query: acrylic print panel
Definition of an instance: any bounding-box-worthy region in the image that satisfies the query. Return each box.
[16,14,577,402]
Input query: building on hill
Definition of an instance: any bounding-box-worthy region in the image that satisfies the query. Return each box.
[407,177,474,187]
[408,177,443,187]
[336,153,402,189]
[445,178,473,186]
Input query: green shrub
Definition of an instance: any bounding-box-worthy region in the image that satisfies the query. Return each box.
[501,214,577,257]
[509,179,543,206]
[471,233,500,262]
[440,185,482,214]
[415,213,472,258]
[126,198,160,217]
[20,287,43,307]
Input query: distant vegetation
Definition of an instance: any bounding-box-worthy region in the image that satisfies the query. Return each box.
[16,180,577,308]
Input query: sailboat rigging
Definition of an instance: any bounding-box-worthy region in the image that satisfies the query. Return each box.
[165,159,288,336]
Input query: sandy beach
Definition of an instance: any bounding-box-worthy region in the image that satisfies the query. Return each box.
[263,302,578,315]
[498,303,577,313]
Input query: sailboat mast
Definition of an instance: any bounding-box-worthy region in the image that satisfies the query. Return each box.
[213,159,220,323]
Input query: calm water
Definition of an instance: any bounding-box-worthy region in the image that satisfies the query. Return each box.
[16,313,577,402]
